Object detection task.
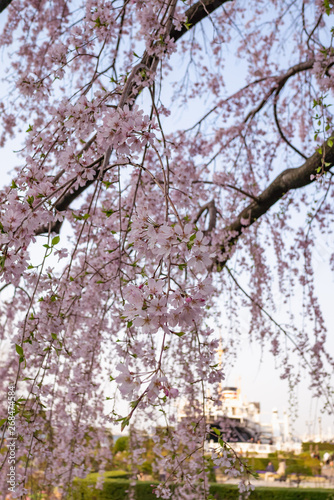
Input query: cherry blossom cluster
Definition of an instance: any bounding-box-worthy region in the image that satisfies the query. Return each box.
[0,0,333,498]
[98,105,154,155]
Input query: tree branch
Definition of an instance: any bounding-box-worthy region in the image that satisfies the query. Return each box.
[35,160,104,235]
[219,138,334,266]
[34,0,234,235]
[170,0,233,42]
[0,0,13,13]
[244,59,315,123]
[273,89,307,159]
[185,58,315,132]
[193,199,217,232]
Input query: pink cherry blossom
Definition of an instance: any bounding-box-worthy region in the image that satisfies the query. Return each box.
[0,0,333,498]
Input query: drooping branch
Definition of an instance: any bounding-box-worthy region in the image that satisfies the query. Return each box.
[273,90,307,159]
[244,59,315,123]
[226,265,334,412]
[27,4,327,252]
[219,138,334,266]
[34,0,234,236]
[185,58,315,133]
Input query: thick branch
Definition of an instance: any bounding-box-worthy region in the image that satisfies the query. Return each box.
[219,139,334,265]
[0,0,12,13]
[35,0,234,235]
[170,0,233,42]
[36,159,104,235]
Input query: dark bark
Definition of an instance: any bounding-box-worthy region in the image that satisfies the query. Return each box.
[0,0,12,13]
[170,0,233,42]
[35,0,234,235]
[37,171,101,235]
[31,1,331,255]
[219,140,334,266]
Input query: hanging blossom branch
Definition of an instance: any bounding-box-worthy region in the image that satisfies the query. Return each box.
[30,0,233,236]
[185,58,316,132]
[225,266,334,414]
[0,1,333,498]
[35,57,318,238]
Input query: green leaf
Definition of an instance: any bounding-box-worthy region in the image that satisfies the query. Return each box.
[327,138,333,148]
[26,124,33,132]
[218,437,225,447]
[15,344,24,356]
[324,0,331,15]
[121,417,130,431]
[51,236,60,246]
[51,333,57,340]
[0,255,6,270]
[0,418,7,427]
[102,208,114,217]
[212,427,221,436]
[174,331,186,337]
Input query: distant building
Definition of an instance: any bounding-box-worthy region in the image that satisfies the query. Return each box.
[179,385,301,456]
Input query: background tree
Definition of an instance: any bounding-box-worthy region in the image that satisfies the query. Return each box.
[0,0,333,498]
